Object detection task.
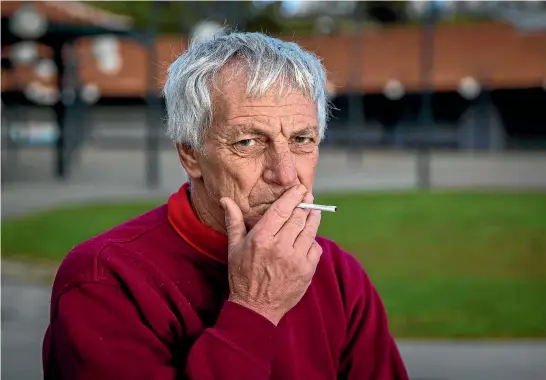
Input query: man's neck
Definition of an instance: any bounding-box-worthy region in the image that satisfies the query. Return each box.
[187,181,227,235]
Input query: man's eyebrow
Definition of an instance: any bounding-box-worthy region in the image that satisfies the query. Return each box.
[231,124,268,136]
[290,126,318,138]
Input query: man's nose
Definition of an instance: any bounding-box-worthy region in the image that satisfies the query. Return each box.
[263,150,298,186]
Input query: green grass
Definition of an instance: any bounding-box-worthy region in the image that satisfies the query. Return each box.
[2,191,546,338]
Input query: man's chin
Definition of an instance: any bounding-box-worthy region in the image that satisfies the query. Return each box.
[242,220,255,232]
[243,214,261,231]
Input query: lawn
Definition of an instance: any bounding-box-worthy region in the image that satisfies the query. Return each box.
[3,191,546,338]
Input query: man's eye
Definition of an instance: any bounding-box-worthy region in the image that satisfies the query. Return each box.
[294,136,312,144]
[236,139,255,147]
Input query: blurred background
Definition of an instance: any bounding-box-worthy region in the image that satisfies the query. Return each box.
[1,1,546,380]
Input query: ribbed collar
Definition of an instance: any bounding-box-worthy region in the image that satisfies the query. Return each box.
[167,182,228,264]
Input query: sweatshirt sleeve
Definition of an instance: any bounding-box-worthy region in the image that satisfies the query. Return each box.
[45,282,279,380]
[337,254,410,380]
[184,301,280,379]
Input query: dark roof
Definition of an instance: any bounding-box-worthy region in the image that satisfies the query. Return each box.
[1,1,136,46]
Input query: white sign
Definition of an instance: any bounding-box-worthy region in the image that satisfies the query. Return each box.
[191,21,225,45]
[9,122,59,146]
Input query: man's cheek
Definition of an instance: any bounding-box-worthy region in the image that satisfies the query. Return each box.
[297,156,318,179]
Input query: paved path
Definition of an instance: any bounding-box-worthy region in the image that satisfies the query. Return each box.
[2,146,546,379]
[3,146,546,218]
[399,340,546,380]
[2,274,51,380]
[2,266,546,380]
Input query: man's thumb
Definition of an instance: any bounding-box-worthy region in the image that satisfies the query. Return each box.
[220,197,246,248]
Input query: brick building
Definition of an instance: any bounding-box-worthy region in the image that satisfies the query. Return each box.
[2,2,546,149]
[3,21,545,97]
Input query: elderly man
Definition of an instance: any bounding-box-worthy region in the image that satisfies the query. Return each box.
[42,32,408,380]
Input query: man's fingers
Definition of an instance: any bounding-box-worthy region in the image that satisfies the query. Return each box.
[255,184,307,235]
[306,240,323,267]
[221,197,247,250]
[276,193,313,242]
[294,209,321,252]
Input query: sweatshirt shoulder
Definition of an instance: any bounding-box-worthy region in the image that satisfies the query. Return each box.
[315,235,374,298]
[314,236,378,313]
[316,236,365,277]
[52,205,169,292]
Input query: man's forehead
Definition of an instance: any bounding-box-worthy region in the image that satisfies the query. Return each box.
[230,123,318,133]
[216,82,316,116]
[213,62,313,105]
[212,61,246,92]
[210,62,317,131]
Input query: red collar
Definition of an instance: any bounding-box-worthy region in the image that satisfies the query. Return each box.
[167,182,228,264]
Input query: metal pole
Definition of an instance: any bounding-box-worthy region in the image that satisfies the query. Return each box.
[416,1,438,190]
[419,2,436,128]
[348,21,365,132]
[64,43,84,165]
[346,14,366,166]
[54,42,81,180]
[146,1,161,189]
[53,43,67,179]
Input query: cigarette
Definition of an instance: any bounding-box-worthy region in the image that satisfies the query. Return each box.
[297,203,337,212]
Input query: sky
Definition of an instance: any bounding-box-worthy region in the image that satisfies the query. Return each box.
[253,0,303,16]
[281,1,302,16]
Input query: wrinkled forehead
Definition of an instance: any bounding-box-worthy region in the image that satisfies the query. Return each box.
[213,59,314,103]
[208,63,319,141]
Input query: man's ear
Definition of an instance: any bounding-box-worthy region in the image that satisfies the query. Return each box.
[176,143,202,179]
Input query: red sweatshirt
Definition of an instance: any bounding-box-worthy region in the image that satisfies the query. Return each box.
[43,183,408,380]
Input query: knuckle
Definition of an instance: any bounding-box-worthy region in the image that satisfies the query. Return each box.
[271,204,291,220]
[250,233,267,250]
[291,215,306,230]
[301,226,317,239]
[298,257,312,270]
[301,266,315,281]
[309,242,322,259]
[272,238,286,252]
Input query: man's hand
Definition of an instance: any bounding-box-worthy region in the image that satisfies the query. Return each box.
[221,185,323,326]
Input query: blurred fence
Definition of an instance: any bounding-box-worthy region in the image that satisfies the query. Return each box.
[2,1,546,190]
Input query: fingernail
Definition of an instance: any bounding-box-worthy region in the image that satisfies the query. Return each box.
[297,184,306,195]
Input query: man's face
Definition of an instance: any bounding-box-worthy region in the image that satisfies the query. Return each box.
[194,71,320,229]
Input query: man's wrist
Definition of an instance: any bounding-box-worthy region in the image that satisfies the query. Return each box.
[227,296,283,326]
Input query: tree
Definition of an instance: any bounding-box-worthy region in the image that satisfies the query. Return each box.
[245,1,285,34]
[365,1,409,24]
[88,1,285,34]
[88,0,412,35]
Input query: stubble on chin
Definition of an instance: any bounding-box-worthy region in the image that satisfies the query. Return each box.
[242,207,268,232]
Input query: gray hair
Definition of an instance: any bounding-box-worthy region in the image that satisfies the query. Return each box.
[163,32,330,151]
